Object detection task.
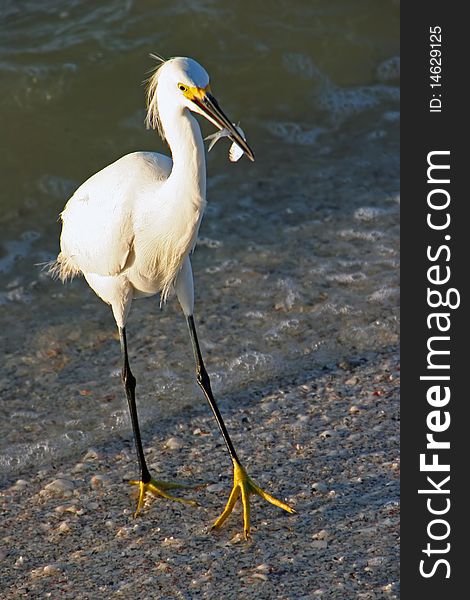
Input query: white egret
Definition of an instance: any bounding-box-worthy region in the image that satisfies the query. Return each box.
[50,55,294,538]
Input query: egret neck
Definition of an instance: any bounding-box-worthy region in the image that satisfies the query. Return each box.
[160,99,207,207]
[152,96,207,302]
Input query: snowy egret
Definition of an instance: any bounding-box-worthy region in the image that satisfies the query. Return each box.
[50,55,294,538]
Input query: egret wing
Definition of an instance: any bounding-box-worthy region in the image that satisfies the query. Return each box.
[59,152,172,277]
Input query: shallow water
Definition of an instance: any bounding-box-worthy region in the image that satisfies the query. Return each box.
[0,0,399,480]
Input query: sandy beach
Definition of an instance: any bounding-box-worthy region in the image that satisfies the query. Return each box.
[1,4,399,597]
[1,348,399,599]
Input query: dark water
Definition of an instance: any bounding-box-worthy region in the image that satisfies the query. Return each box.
[0,0,399,479]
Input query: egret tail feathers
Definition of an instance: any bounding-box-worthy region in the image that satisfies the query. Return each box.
[45,253,81,282]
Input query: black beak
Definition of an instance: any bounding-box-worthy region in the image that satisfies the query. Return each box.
[193,92,255,162]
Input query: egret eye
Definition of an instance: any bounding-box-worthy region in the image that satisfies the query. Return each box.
[178,84,188,92]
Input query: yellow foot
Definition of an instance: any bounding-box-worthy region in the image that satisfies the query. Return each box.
[212,460,295,539]
[129,477,198,516]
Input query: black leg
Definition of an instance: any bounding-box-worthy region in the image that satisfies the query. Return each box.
[185,315,295,537]
[186,315,240,464]
[119,326,151,484]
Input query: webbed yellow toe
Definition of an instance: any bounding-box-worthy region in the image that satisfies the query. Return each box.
[212,460,295,539]
[129,477,198,516]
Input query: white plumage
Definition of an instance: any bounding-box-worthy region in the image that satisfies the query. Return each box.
[58,148,201,320]
[50,56,293,539]
[54,58,213,324]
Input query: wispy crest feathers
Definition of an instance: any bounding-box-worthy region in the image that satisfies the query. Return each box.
[145,53,167,140]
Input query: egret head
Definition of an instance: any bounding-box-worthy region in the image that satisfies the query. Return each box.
[146,55,254,161]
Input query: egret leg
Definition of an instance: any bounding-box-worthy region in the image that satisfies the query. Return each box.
[186,316,295,538]
[118,327,196,514]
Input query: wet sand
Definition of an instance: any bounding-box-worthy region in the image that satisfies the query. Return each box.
[1,348,399,599]
[1,3,399,597]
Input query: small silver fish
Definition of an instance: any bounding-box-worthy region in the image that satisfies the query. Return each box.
[205,123,247,162]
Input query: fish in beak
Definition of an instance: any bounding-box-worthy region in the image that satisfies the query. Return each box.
[205,122,247,162]
[190,88,255,162]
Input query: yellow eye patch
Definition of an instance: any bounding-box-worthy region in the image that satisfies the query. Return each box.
[178,83,211,100]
